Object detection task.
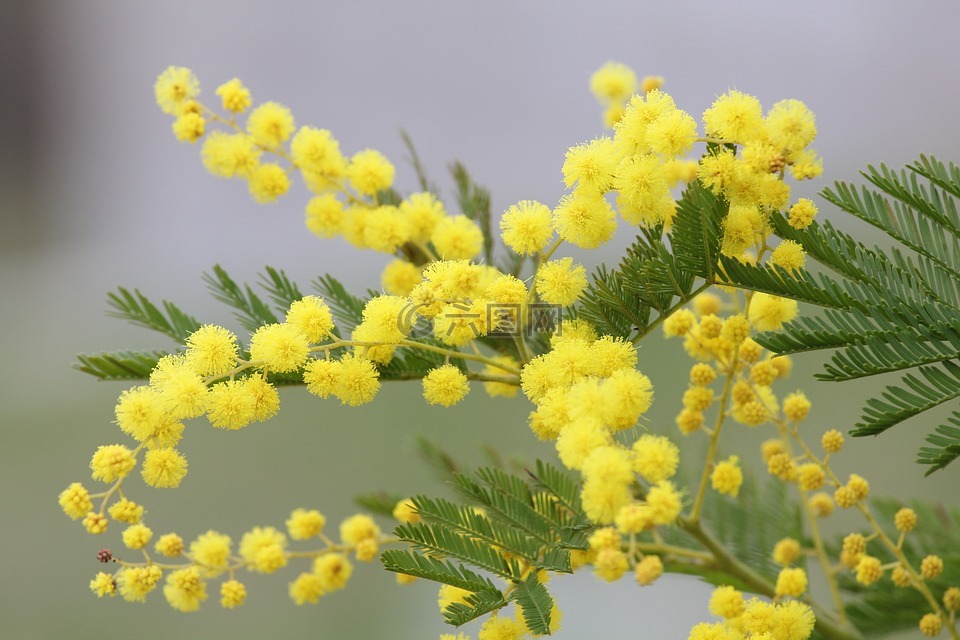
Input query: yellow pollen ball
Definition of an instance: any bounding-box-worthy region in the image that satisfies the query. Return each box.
[422,364,470,407]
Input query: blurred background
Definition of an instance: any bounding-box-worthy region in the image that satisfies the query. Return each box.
[2,1,959,638]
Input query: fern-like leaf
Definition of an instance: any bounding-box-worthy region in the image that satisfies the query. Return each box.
[203,264,278,332]
[509,574,554,636]
[106,287,201,343]
[74,350,168,380]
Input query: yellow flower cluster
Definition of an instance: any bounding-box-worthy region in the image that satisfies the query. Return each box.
[693,586,816,640]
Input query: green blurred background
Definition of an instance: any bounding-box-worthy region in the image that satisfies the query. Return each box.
[2,2,959,638]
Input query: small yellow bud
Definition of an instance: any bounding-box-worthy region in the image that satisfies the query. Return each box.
[920,555,944,579]
[894,507,918,532]
[634,555,664,586]
[919,613,942,637]
[773,538,801,566]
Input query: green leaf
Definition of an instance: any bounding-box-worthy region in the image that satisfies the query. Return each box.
[393,521,522,580]
[258,266,304,314]
[380,549,501,593]
[449,161,493,265]
[106,287,201,343]
[509,574,554,636]
[203,264,278,332]
[74,350,168,380]
[442,589,509,627]
[918,415,960,474]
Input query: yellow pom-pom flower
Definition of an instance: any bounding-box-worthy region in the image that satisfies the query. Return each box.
[154,66,199,115]
[635,555,664,586]
[422,364,470,407]
[552,191,616,248]
[185,324,238,376]
[535,257,587,306]
[770,240,807,272]
[108,498,144,524]
[775,567,808,597]
[821,429,844,453]
[305,193,345,238]
[287,508,326,540]
[90,572,117,598]
[709,585,744,619]
[116,565,162,602]
[303,358,342,398]
[286,296,334,343]
[748,293,798,331]
[215,78,251,113]
[90,444,136,483]
[201,131,261,179]
[773,538,801,566]
[711,456,743,497]
[562,137,618,193]
[59,482,93,520]
[291,126,346,177]
[589,61,637,105]
[220,579,246,608]
[894,507,918,532]
[249,323,310,372]
[347,149,395,196]
[399,192,445,242]
[632,435,679,484]
[155,533,184,557]
[246,101,295,148]
[334,354,381,406]
[788,198,818,229]
[141,448,188,488]
[431,215,484,260]
[122,523,153,550]
[248,163,290,203]
[189,530,231,576]
[239,526,288,574]
[703,90,764,144]
[500,200,554,255]
[646,109,697,158]
[765,99,817,155]
[172,113,205,143]
[205,379,257,429]
[381,259,422,296]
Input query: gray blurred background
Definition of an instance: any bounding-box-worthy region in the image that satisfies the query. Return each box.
[2,1,958,638]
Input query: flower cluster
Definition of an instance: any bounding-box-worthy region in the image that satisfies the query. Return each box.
[56,62,959,640]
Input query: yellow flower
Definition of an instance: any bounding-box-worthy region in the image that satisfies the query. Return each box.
[289,572,324,605]
[205,380,257,430]
[163,567,208,612]
[500,200,553,255]
[89,572,116,598]
[347,149,394,196]
[381,259,422,296]
[201,131,261,178]
[552,191,617,248]
[291,126,345,177]
[220,580,247,608]
[334,354,381,406]
[246,101,295,147]
[185,324,238,376]
[249,323,310,372]
[775,567,808,597]
[155,533,184,557]
[189,530,231,577]
[709,585,744,619]
[589,61,637,104]
[773,538,801,566]
[632,435,679,484]
[562,137,618,193]
[305,193,345,238]
[122,523,153,550]
[58,483,93,520]
[248,163,290,203]
[141,448,188,488]
[431,215,484,260]
[171,113,204,143]
[422,364,470,407]
[154,66,199,115]
[635,555,664,586]
[535,257,587,306]
[90,444,136,483]
[340,514,380,545]
[313,553,353,592]
[711,456,743,497]
[399,192,445,242]
[703,90,764,144]
[287,508,327,540]
[109,498,144,524]
[239,526,288,573]
[788,198,818,229]
[116,565,162,602]
[216,78,251,113]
